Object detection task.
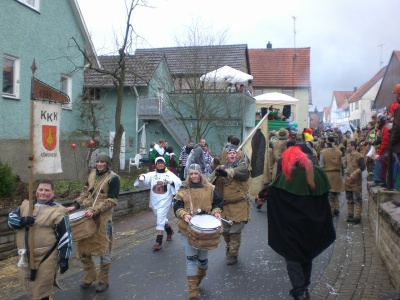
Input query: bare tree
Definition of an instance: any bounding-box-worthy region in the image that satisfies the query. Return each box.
[71,0,150,172]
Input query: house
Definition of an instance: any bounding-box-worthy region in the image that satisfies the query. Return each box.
[348,67,386,128]
[248,42,311,130]
[133,45,255,152]
[374,50,400,110]
[1,0,98,181]
[329,91,354,126]
[323,106,331,124]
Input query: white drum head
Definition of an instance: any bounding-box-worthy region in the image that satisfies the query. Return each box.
[69,210,86,222]
[190,214,221,229]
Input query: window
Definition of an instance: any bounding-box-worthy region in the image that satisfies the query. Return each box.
[16,0,40,11]
[254,89,263,96]
[282,89,294,97]
[2,55,20,98]
[82,87,100,101]
[61,74,72,109]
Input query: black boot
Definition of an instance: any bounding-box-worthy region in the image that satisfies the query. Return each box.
[165,224,174,241]
[152,235,163,251]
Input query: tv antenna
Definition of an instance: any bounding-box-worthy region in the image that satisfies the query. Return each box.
[378,43,384,69]
[292,16,296,48]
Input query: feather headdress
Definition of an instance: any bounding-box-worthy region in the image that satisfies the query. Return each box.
[281,145,313,180]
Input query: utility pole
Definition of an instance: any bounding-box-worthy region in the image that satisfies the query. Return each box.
[378,43,384,69]
[292,16,296,49]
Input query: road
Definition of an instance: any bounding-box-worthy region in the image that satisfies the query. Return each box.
[14,199,338,300]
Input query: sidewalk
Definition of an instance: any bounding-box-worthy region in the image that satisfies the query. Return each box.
[311,193,399,300]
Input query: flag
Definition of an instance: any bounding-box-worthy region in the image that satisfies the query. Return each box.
[238,115,270,197]
[32,101,62,174]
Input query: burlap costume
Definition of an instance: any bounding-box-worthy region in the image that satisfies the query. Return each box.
[320,146,344,215]
[210,160,250,262]
[175,183,222,236]
[76,170,118,256]
[343,150,365,220]
[15,200,70,299]
[75,169,119,285]
[270,132,288,180]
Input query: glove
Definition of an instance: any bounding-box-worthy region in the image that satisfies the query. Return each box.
[215,168,228,177]
[20,216,35,227]
[58,257,69,274]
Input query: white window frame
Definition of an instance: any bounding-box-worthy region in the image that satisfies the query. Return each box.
[2,55,20,99]
[16,0,40,11]
[61,74,72,110]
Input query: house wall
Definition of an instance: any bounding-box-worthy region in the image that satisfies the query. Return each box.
[0,1,89,180]
[349,79,381,128]
[257,88,309,131]
[375,53,400,110]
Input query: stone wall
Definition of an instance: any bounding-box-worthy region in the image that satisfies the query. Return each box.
[0,187,150,260]
[367,185,400,289]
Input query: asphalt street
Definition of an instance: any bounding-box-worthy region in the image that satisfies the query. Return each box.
[12,198,338,300]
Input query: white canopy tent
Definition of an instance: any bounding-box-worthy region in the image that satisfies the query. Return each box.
[254,92,300,121]
[200,65,253,83]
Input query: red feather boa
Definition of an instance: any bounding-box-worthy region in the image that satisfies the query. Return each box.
[281,146,313,180]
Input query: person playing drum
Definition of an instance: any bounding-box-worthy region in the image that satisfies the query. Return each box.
[173,164,223,300]
[209,146,250,266]
[68,152,120,293]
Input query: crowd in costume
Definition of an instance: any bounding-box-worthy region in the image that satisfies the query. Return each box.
[8,83,400,300]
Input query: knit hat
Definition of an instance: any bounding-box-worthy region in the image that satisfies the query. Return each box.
[188,164,202,172]
[96,153,111,166]
[155,157,165,164]
[278,128,288,138]
[227,146,238,153]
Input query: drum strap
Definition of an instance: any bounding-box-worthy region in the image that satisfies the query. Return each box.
[91,173,113,208]
[223,197,247,205]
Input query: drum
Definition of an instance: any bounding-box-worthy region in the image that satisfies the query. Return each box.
[188,214,222,250]
[69,210,97,242]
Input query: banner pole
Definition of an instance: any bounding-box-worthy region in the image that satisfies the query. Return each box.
[28,60,36,281]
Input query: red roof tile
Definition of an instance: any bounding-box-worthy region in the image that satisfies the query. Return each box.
[348,66,387,103]
[248,48,311,88]
[333,91,354,109]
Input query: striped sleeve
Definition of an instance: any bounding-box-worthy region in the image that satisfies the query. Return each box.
[55,215,72,260]
[8,207,24,229]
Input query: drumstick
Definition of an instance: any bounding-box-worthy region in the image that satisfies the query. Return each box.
[218,217,233,225]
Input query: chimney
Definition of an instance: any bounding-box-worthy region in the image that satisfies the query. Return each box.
[354,87,357,92]
[267,41,272,49]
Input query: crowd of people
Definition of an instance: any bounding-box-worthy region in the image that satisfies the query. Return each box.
[7,83,400,300]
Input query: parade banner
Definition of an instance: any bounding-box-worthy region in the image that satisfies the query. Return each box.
[238,115,270,197]
[32,101,62,174]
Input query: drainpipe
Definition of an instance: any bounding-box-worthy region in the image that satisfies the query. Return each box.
[132,86,140,154]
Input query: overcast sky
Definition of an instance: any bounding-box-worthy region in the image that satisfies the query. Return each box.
[77,0,400,110]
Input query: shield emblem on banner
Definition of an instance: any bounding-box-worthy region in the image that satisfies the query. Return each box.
[42,125,57,151]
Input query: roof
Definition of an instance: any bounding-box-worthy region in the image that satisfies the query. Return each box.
[84,54,165,87]
[248,48,311,87]
[333,91,354,110]
[71,0,99,68]
[135,44,249,77]
[348,66,387,103]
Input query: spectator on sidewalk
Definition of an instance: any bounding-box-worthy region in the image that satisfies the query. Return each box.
[267,145,335,300]
[164,146,179,175]
[173,164,222,300]
[8,179,72,300]
[179,141,194,180]
[135,157,182,251]
[390,83,400,190]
